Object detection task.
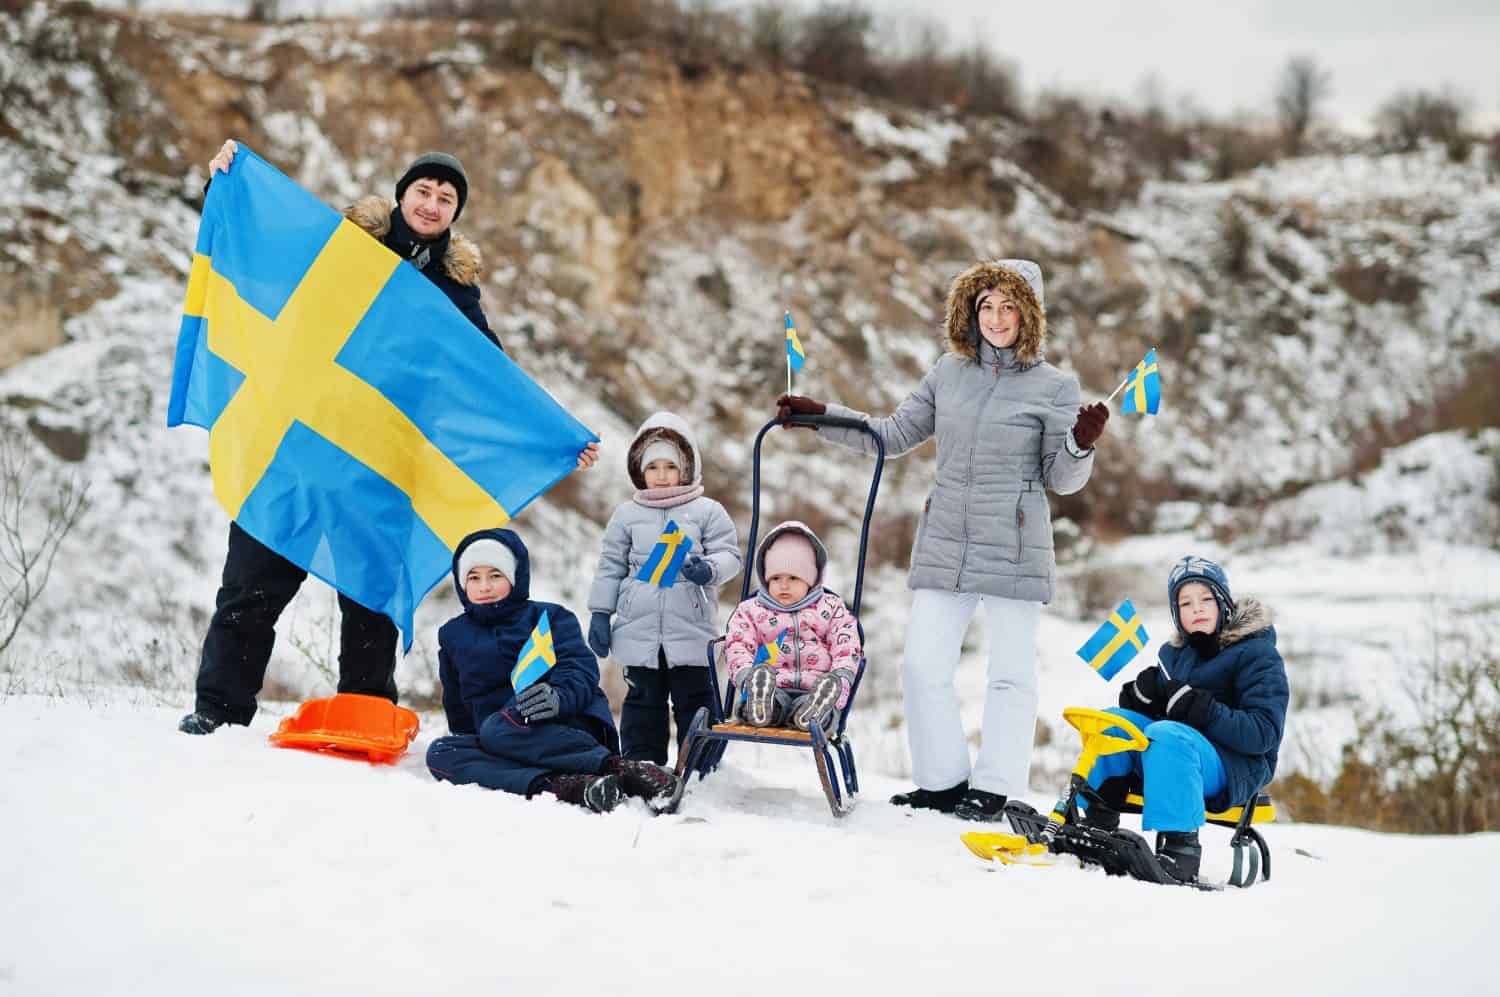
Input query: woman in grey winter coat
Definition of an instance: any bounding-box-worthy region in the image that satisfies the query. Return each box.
[587,412,742,765]
[778,259,1109,821]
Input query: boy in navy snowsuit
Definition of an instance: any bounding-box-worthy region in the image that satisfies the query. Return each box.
[1080,556,1289,883]
[425,528,679,813]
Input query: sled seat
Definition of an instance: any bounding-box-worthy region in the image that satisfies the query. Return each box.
[269,693,419,764]
[705,721,814,744]
[1119,791,1276,828]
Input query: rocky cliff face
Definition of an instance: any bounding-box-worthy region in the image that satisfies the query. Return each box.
[2,4,1497,707]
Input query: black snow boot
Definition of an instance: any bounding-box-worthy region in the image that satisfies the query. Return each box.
[178,712,228,735]
[604,756,681,805]
[890,781,969,813]
[953,788,1009,823]
[1080,801,1121,831]
[1155,830,1202,883]
[548,773,625,814]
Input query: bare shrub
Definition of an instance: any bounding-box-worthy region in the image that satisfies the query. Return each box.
[246,0,281,21]
[1275,613,1500,833]
[1375,88,1469,156]
[794,2,877,90]
[746,2,794,70]
[1274,54,1331,155]
[0,424,90,662]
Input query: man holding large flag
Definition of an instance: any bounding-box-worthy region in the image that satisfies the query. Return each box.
[178,142,599,735]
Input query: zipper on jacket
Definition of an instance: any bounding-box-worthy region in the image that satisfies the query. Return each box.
[1014,492,1025,562]
[955,445,974,590]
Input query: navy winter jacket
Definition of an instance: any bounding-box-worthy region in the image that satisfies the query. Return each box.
[437,529,619,752]
[1156,597,1289,810]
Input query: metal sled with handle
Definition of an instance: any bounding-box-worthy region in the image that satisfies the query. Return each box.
[664,413,885,818]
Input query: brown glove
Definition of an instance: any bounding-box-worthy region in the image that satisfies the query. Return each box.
[1072,402,1109,450]
[775,394,826,427]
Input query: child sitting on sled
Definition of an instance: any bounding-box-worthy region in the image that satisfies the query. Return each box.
[723,521,862,732]
[1080,555,1289,883]
[425,528,680,813]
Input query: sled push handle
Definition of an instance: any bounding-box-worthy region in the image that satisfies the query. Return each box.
[744,415,886,617]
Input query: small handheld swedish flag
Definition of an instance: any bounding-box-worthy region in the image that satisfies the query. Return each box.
[1120,349,1162,415]
[753,628,789,668]
[512,610,556,694]
[637,520,694,587]
[1075,599,1150,681]
[785,310,806,373]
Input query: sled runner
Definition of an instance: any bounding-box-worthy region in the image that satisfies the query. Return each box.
[665,414,885,818]
[960,708,1275,889]
[269,693,420,763]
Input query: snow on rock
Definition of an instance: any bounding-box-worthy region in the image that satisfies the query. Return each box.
[846,107,966,167]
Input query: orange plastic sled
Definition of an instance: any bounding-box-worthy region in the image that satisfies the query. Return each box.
[268,693,420,764]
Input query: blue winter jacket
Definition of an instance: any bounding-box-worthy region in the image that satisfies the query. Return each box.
[1156,597,1288,810]
[437,529,619,752]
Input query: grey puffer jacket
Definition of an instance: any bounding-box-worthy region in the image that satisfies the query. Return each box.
[820,259,1094,604]
[588,413,742,669]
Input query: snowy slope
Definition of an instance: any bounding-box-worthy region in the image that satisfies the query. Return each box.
[4,693,1497,997]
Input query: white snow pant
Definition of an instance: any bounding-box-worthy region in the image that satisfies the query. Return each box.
[900,588,1040,797]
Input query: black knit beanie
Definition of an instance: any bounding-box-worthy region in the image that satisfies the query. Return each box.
[395,152,468,222]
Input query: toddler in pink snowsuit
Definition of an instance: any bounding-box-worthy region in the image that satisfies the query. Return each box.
[724,521,862,731]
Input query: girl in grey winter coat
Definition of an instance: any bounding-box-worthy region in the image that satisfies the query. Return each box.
[587,412,742,765]
[778,259,1109,821]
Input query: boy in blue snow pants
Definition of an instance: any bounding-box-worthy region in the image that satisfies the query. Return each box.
[1079,556,1289,883]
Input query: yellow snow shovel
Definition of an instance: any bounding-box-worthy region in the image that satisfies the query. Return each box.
[961,707,1149,866]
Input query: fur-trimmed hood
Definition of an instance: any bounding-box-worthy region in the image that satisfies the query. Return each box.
[944,259,1046,366]
[1169,597,1273,649]
[626,412,701,490]
[345,195,483,286]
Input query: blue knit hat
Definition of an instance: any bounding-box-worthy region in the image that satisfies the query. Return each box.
[1167,555,1233,637]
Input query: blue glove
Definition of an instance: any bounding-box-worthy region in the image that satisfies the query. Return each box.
[513,682,560,724]
[680,555,713,585]
[588,612,611,658]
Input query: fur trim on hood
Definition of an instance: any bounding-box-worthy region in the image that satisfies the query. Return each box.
[626,412,701,490]
[1169,597,1273,649]
[344,195,483,287]
[944,259,1046,366]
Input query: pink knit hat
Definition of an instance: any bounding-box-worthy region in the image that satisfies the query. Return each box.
[762,531,819,588]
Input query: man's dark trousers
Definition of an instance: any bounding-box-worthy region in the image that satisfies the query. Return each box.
[194,522,398,724]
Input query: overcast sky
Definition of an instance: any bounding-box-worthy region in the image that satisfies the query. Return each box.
[97,0,1500,129]
[843,0,1500,128]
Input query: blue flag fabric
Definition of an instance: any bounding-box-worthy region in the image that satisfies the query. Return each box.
[512,611,556,694]
[785,310,806,373]
[1120,349,1162,415]
[1075,600,1150,681]
[636,520,693,587]
[167,146,596,650]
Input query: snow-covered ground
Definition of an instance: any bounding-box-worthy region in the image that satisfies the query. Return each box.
[4,693,1496,997]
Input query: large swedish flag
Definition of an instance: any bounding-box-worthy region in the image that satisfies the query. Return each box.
[167,147,596,649]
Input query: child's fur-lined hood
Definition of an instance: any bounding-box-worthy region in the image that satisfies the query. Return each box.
[1169,597,1273,649]
[345,195,482,286]
[625,412,701,490]
[944,259,1046,366]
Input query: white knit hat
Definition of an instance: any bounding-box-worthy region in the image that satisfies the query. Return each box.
[458,538,516,585]
[639,439,683,473]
